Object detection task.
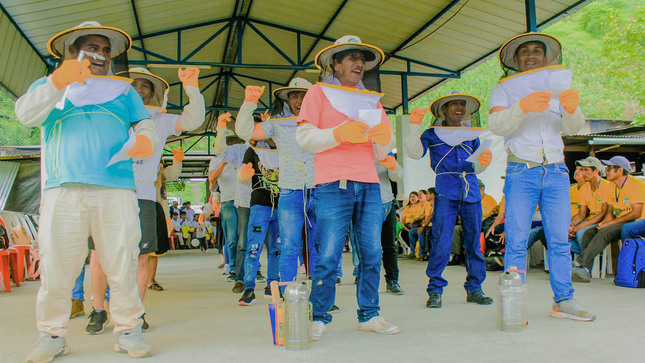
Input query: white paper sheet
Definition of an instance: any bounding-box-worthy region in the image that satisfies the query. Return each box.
[358,109,382,128]
[465,138,493,163]
[106,129,136,167]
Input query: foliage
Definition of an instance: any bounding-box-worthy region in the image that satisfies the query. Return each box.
[601,5,645,123]
[0,92,40,146]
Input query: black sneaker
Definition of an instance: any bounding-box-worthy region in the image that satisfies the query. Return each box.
[426,293,442,308]
[232,281,245,294]
[238,289,255,306]
[466,290,494,305]
[335,277,341,285]
[140,313,149,332]
[256,272,266,282]
[85,309,109,335]
[447,254,464,266]
[264,286,273,299]
[328,305,340,314]
[386,280,404,295]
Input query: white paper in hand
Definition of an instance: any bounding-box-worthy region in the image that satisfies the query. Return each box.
[465,138,493,164]
[106,129,136,167]
[358,109,382,128]
[547,69,572,99]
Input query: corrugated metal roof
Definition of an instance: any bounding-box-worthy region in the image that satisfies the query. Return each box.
[0,161,20,210]
[1,0,591,129]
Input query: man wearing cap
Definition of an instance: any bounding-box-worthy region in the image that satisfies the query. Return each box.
[569,157,611,255]
[87,66,205,331]
[296,35,398,339]
[15,21,156,360]
[234,78,319,289]
[405,93,494,308]
[488,32,593,321]
[572,156,645,282]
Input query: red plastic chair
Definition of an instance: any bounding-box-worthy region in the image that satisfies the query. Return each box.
[0,250,19,291]
[8,245,30,283]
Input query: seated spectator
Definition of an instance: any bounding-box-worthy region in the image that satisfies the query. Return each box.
[180,211,195,245]
[171,212,186,248]
[412,189,433,261]
[569,157,611,255]
[572,156,645,282]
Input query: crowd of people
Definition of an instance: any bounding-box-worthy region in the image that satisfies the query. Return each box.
[13,20,644,363]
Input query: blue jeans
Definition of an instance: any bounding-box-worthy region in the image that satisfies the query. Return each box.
[621,219,645,240]
[426,194,486,294]
[352,201,393,277]
[243,205,280,289]
[409,227,428,256]
[235,206,250,281]
[568,223,596,255]
[504,162,574,302]
[527,226,546,250]
[311,181,382,324]
[220,201,238,268]
[278,188,317,284]
[72,266,85,302]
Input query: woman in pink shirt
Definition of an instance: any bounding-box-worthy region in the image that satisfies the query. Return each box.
[296,35,398,340]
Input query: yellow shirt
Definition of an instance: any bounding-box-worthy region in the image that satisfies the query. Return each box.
[570,184,585,217]
[499,196,505,214]
[481,194,498,219]
[578,178,611,219]
[401,201,432,224]
[608,176,645,219]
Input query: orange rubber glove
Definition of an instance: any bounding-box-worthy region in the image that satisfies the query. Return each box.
[240,162,255,180]
[478,150,492,167]
[519,91,552,114]
[367,123,392,145]
[379,155,397,170]
[127,135,154,159]
[172,147,185,162]
[559,89,580,114]
[333,120,369,143]
[244,85,265,104]
[178,67,200,88]
[410,108,428,125]
[51,58,91,90]
[217,112,231,129]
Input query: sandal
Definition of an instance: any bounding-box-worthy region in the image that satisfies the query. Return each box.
[148,282,164,291]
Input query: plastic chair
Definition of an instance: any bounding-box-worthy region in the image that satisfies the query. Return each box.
[591,241,620,279]
[8,245,31,283]
[0,250,12,291]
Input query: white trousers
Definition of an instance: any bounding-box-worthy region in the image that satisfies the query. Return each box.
[36,184,144,336]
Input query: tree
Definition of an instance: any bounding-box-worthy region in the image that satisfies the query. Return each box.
[0,92,40,146]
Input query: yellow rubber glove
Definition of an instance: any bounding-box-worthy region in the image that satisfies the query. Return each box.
[367,123,392,145]
[478,150,492,167]
[127,135,154,159]
[410,108,428,125]
[519,91,552,114]
[51,58,91,90]
[240,162,255,180]
[178,67,200,88]
[559,89,580,114]
[244,85,265,104]
[333,120,369,143]
[217,112,231,129]
[172,147,185,162]
[379,155,397,170]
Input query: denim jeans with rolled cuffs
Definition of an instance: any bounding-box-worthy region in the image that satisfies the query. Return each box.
[503,162,574,302]
[220,200,238,267]
[311,181,382,324]
[426,194,485,295]
[278,188,317,284]
[243,205,280,289]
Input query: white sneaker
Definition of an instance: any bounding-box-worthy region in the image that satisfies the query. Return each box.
[358,316,400,335]
[26,332,71,363]
[550,298,596,321]
[114,326,152,358]
[311,321,327,341]
[221,264,231,275]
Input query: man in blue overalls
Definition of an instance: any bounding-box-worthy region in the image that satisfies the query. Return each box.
[405,92,493,308]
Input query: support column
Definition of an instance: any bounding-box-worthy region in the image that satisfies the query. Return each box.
[525,0,537,32]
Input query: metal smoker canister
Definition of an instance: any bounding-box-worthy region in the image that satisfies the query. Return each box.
[284,281,312,350]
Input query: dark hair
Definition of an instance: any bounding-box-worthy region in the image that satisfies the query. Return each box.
[427,188,436,195]
[136,78,154,92]
[515,40,547,57]
[332,49,376,64]
[418,190,427,195]
[180,211,187,215]
[172,212,178,216]
[409,191,419,197]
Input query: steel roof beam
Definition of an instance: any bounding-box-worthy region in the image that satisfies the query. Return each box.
[130,0,148,62]
[525,0,537,32]
[245,20,296,66]
[182,21,233,62]
[131,17,233,41]
[0,3,48,66]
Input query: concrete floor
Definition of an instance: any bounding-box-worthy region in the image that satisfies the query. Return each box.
[2,249,644,363]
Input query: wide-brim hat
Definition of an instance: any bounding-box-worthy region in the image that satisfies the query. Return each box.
[119,67,169,108]
[272,77,312,101]
[498,32,562,72]
[430,92,480,120]
[315,35,384,71]
[48,21,131,59]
